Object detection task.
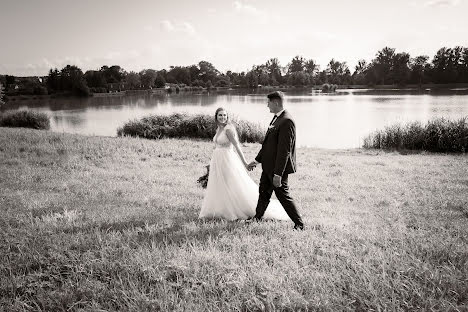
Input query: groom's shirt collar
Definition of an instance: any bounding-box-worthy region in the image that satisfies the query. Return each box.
[275,109,285,117]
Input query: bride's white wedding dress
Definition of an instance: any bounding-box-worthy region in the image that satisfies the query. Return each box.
[199,124,290,221]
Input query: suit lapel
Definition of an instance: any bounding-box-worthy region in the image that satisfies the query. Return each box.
[265,110,286,140]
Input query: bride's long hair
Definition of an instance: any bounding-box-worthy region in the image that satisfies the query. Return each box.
[214,107,230,127]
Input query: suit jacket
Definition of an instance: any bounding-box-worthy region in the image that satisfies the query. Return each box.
[255,110,297,176]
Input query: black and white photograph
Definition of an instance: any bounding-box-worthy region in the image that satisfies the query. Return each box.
[1,0,467,310]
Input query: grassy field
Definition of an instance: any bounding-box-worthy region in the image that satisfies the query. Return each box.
[0,128,467,311]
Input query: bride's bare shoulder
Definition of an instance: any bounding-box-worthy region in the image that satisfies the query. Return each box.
[226,123,236,131]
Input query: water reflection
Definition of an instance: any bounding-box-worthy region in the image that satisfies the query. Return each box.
[2,89,468,148]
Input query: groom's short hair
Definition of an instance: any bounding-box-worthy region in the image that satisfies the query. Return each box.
[267,91,284,102]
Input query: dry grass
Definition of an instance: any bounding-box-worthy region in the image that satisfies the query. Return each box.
[0,128,467,311]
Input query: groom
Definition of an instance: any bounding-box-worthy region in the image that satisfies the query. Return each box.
[247,91,304,230]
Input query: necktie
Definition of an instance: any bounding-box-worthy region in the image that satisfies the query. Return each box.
[269,115,278,126]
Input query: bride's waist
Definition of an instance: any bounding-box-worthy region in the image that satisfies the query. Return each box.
[215,144,232,149]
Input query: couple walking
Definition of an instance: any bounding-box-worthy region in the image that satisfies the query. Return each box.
[199,91,305,230]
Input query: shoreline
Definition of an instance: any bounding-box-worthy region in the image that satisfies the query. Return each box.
[3,83,468,103]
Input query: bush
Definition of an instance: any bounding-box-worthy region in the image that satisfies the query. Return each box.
[0,110,50,130]
[90,87,108,93]
[363,117,468,153]
[321,83,337,92]
[117,113,265,143]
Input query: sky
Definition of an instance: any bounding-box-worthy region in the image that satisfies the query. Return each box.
[1,0,467,76]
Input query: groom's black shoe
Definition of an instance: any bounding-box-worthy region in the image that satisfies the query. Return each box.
[293,224,304,231]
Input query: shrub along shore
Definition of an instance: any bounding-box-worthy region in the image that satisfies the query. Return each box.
[0,127,467,311]
[363,117,468,153]
[117,113,265,143]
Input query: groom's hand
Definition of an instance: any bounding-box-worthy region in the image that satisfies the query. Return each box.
[247,161,257,171]
[273,174,282,188]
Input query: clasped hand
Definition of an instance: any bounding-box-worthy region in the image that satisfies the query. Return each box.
[246,161,257,171]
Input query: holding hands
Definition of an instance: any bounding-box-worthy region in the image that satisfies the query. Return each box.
[247,161,258,171]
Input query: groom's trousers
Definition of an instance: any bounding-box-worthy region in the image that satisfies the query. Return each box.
[254,171,304,227]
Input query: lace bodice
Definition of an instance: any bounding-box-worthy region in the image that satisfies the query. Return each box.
[213,124,236,148]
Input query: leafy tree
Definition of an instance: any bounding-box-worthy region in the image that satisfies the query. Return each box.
[47,65,89,96]
[192,79,205,88]
[460,47,468,82]
[198,61,220,83]
[288,56,305,73]
[0,81,4,104]
[305,59,319,75]
[140,69,157,88]
[251,65,270,86]
[84,70,106,88]
[409,55,430,85]
[392,52,411,86]
[216,75,230,87]
[154,74,166,88]
[167,66,191,85]
[287,71,310,86]
[352,59,369,85]
[188,65,201,82]
[125,71,141,89]
[101,65,124,83]
[265,58,283,85]
[47,69,60,92]
[326,59,351,85]
[244,71,258,88]
[372,47,396,84]
[5,75,15,88]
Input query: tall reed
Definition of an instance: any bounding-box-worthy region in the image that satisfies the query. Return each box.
[363,117,468,152]
[0,110,50,130]
[117,113,265,143]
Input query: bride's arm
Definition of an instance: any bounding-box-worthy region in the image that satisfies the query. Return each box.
[225,126,248,167]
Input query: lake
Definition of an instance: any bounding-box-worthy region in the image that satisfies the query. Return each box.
[2,89,468,148]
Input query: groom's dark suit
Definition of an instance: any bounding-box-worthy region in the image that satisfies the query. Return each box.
[254,110,304,228]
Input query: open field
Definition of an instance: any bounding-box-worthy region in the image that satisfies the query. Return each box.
[0,128,467,311]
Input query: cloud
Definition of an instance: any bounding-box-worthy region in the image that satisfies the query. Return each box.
[424,0,460,7]
[311,31,339,40]
[180,22,195,35]
[160,20,175,32]
[233,1,268,21]
[160,20,196,35]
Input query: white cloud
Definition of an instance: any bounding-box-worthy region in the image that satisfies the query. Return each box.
[181,22,195,35]
[233,1,268,21]
[424,0,460,7]
[311,31,339,40]
[160,20,196,35]
[160,20,175,32]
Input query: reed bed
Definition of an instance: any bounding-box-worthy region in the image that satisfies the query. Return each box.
[0,110,50,130]
[117,113,265,143]
[363,116,468,152]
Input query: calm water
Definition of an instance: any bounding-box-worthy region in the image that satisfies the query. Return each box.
[3,89,468,148]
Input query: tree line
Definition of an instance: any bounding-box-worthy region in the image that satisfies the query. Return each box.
[1,45,468,97]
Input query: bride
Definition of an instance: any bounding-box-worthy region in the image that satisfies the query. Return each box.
[199,107,290,221]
